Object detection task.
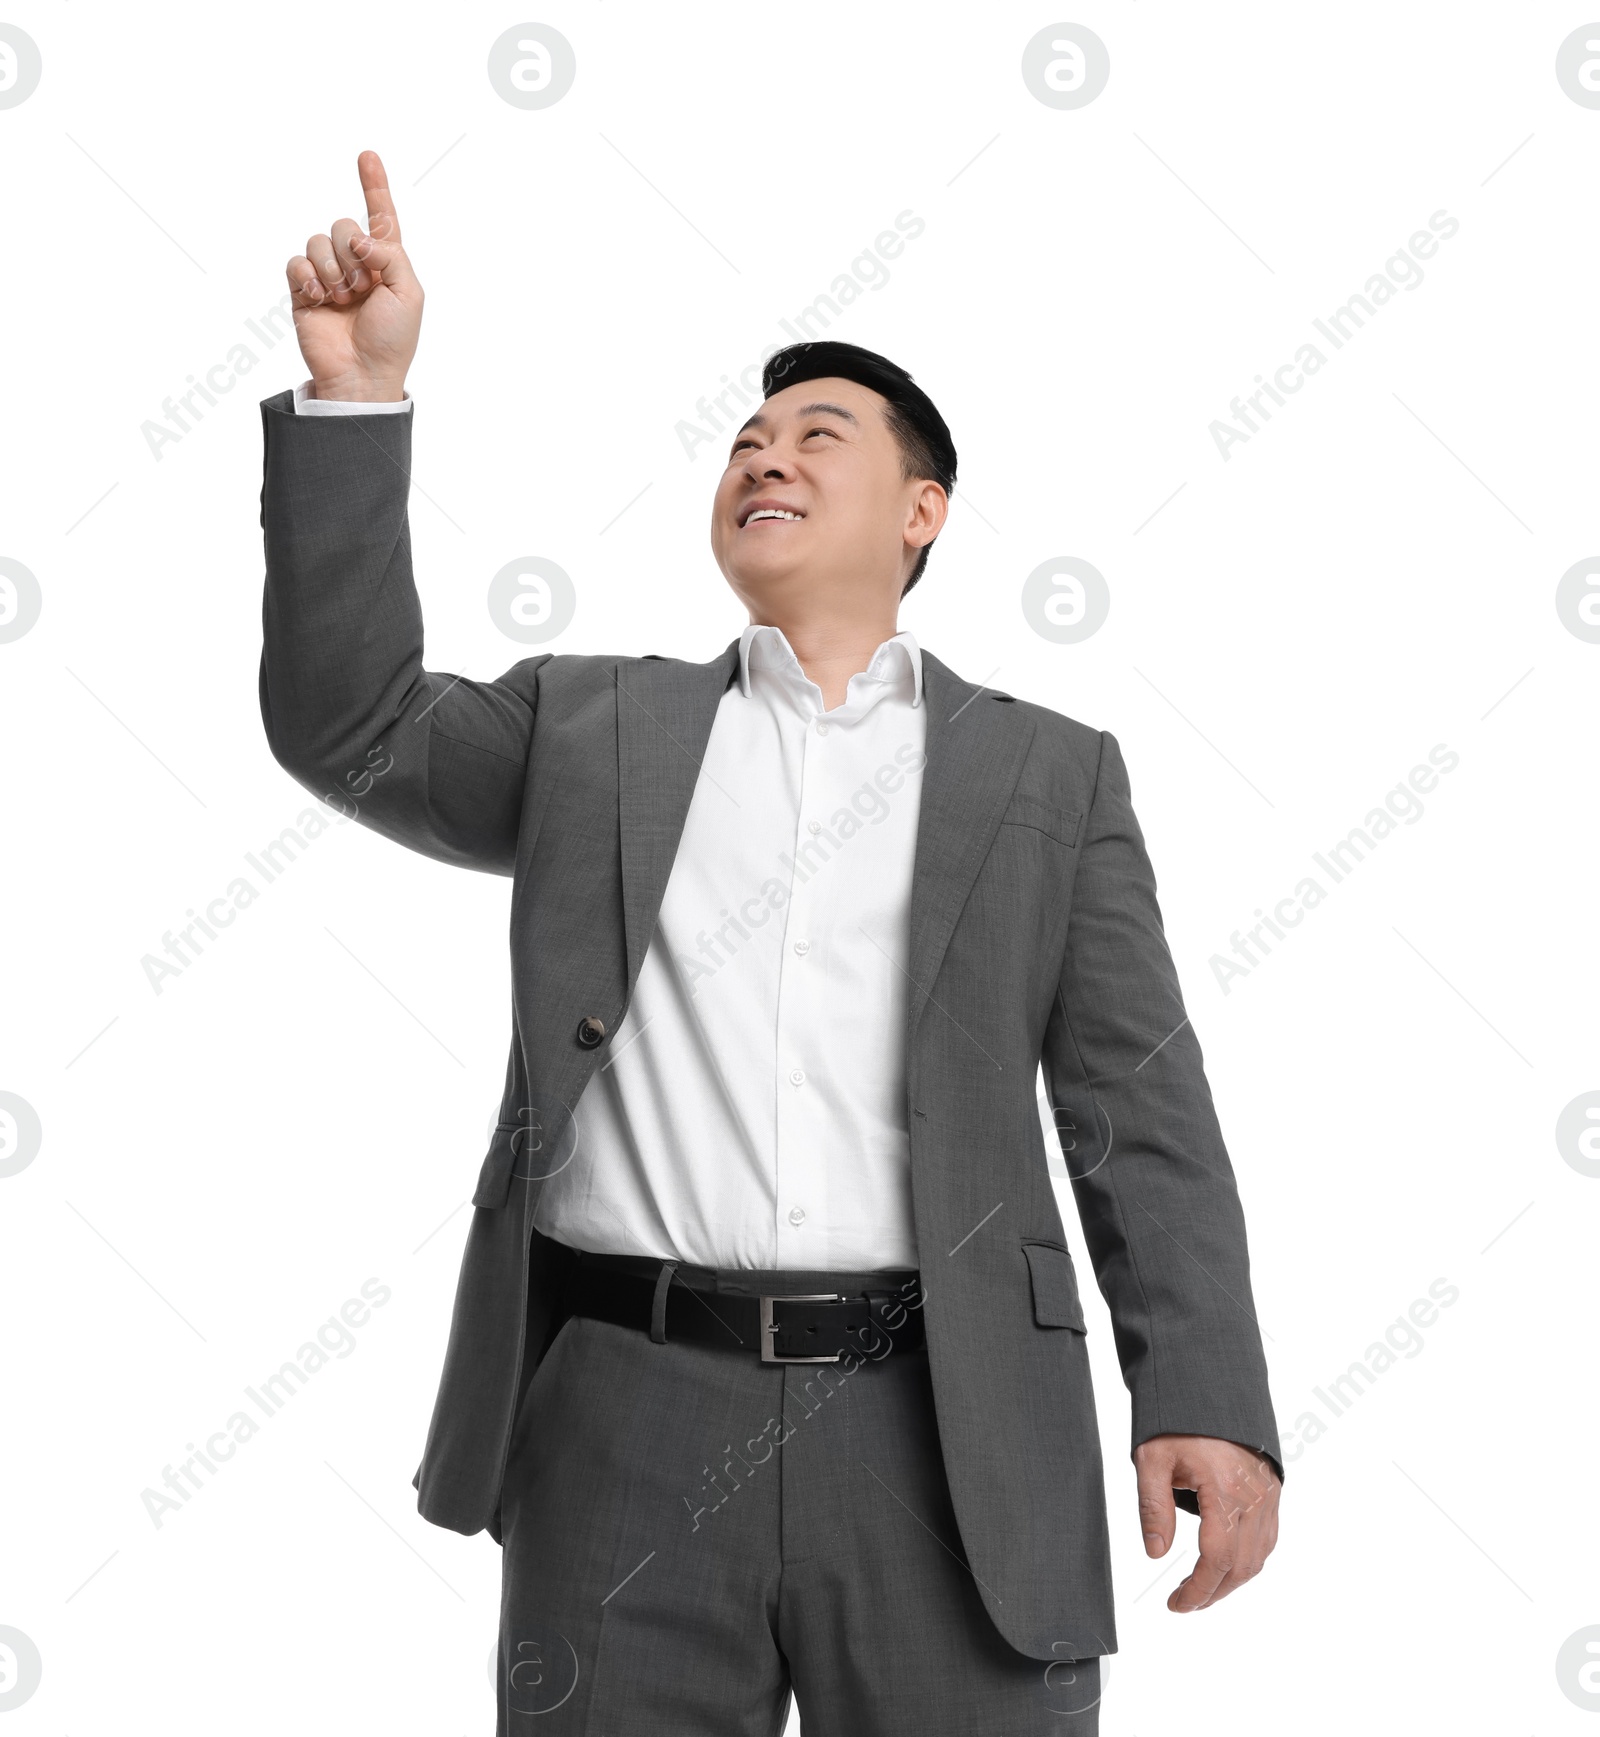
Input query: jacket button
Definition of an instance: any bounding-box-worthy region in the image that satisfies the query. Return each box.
[575,1015,607,1049]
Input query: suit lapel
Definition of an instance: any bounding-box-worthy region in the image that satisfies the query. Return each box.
[904,651,1037,1049]
[616,638,741,993]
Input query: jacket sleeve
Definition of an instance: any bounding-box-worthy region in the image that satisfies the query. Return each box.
[257,389,546,877]
[1040,728,1282,1501]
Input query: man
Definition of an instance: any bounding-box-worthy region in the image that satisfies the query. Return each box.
[261,151,1282,1735]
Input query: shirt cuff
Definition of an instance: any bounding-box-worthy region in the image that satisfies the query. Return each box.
[292,379,412,416]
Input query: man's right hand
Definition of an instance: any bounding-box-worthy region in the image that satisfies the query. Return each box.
[286,149,422,402]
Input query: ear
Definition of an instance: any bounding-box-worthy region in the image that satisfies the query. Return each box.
[905,479,948,550]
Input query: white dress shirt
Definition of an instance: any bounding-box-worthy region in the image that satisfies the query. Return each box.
[548,625,927,1271]
[293,385,927,1271]
[293,380,413,416]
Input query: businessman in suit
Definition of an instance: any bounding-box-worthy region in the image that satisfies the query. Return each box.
[261,152,1282,1735]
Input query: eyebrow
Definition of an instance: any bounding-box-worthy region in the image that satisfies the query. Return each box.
[733,401,860,437]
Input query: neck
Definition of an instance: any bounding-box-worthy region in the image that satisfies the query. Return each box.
[752,612,901,710]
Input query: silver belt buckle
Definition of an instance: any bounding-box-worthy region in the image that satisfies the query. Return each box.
[759,1292,845,1363]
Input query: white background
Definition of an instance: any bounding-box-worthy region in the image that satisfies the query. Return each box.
[2,3,1597,1731]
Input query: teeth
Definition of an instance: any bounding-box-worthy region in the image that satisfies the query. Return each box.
[746,508,803,524]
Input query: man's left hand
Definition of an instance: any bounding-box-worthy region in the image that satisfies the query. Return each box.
[1133,1433,1281,1612]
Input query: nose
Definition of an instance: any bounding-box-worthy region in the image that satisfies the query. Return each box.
[743,445,796,484]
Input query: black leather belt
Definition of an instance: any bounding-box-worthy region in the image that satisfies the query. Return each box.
[559,1255,925,1364]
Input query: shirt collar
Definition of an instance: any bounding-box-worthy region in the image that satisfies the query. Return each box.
[737,623,923,709]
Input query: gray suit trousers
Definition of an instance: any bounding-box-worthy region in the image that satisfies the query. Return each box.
[497,1254,1102,1735]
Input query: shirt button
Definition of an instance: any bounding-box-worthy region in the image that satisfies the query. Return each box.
[807,820,822,835]
[814,719,830,736]
[793,939,811,956]
[788,1206,807,1227]
[789,1068,806,1087]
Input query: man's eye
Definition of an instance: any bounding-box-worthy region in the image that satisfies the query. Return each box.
[731,440,757,455]
[804,427,836,439]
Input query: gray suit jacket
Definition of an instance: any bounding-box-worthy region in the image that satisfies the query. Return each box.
[257,388,1280,1660]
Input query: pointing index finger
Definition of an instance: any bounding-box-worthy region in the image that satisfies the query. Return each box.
[358,149,401,245]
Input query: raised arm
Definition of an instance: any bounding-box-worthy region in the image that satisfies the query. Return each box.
[260,150,543,876]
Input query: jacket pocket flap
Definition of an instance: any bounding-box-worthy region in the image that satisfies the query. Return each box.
[1023,1239,1087,1332]
[1002,794,1082,847]
[471,1124,522,1211]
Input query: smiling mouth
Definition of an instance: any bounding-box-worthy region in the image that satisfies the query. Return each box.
[740,507,806,528]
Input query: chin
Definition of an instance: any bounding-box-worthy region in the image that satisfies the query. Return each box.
[726,549,802,591]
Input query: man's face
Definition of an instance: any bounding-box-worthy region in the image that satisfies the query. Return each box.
[710,376,943,607]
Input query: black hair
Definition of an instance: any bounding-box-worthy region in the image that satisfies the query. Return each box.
[760,341,957,597]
